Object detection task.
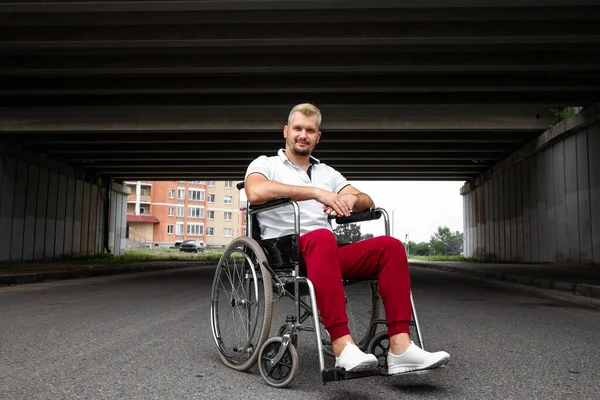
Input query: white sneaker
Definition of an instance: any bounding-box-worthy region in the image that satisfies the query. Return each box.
[387,342,450,375]
[335,342,379,372]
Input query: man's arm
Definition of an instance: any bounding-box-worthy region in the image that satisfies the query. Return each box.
[336,185,375,213]
[245,173,357,217]
[323,185,375,215]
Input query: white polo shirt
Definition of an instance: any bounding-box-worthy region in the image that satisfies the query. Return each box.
[245,149,350,239]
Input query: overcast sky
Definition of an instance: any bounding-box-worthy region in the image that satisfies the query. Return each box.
[241,180,464,243]
[346,180,464,243]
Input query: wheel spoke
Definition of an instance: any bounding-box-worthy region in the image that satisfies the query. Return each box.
[222,264,241,306]
[267,361,278,378]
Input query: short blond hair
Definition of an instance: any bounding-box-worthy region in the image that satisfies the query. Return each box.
[287,103,322,127]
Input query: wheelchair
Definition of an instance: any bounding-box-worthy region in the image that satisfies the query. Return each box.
[210,182,424,388]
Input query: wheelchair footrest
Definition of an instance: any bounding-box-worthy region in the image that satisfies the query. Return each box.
[321,367,384,383]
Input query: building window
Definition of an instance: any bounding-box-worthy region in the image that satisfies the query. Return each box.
[168,206,174,216]
[139,206,146,214]
[207,210,215,220]
[243,227,247,235]
[167,225,173,234]
[176,222,184,235]
[206,227,214,236]
[223,228,233,237]
[208,181,216,187]
[189,189,205,202]
[224,181,233,188]
[189,181,206,185]
[187,223,204,236]
[177,205,184,217]
[140,188,148,196]
[177,188,185,200]
[169,189,175,199]
[224,195,233,205]
[208,194,215,203]
[189,206,204,219]
[224,211,232,221]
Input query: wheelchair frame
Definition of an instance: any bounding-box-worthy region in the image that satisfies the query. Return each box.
[210,190,424,387]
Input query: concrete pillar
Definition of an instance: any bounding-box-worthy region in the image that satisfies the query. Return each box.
[107,182,129,256]
[462,103,600,264]
[0,143,130,262]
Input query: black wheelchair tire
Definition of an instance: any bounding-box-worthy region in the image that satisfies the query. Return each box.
[210,236,273,371]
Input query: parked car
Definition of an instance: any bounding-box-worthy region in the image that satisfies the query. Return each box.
[179,240,205,253]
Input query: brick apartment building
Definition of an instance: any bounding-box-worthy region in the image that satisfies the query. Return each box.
[125,180,246,248]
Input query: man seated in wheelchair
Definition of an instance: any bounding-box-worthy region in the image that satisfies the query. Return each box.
[243,103,451,375]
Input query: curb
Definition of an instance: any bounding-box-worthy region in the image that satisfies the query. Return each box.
[0,261,217,286]
[409,261,600,299]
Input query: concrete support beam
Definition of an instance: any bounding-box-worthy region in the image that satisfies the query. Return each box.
[0,105,555,132]
[2,1,596,14]
[461,103,600,195]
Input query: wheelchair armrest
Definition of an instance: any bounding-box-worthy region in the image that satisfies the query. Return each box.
[329,208,382,224]
[248,196,293,214]
[236,181,245,190]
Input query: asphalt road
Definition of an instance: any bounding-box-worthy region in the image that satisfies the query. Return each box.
[1,266,599,400]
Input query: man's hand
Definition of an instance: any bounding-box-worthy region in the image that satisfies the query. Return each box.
[315,190,358,217]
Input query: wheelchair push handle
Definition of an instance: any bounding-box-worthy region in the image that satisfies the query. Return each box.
[328,208,383,224]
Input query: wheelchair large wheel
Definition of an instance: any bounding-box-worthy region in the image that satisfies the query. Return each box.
[210,236,273,371]
[317,280,381,356]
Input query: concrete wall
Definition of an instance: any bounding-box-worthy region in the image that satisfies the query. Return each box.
[0,150,129,261]
[462,108,600,264]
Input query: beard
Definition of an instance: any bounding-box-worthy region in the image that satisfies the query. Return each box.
[287,138,312,156]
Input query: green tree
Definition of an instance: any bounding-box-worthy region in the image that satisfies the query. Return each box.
[429,226,460,255]
[550,107,578,123]
[361,233,374,240]
[407,241,430,256]
[333,223,362,243]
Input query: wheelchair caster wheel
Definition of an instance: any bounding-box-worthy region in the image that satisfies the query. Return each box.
[367,332,390,374]
[277,325,298,348]
[258,337,299,388]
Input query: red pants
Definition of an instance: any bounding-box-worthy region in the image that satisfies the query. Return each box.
[299,228,411,341]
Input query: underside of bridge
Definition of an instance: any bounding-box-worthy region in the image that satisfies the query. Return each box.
[1,0,599,181]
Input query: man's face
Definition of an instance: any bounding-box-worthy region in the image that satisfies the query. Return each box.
[283,112,321,157]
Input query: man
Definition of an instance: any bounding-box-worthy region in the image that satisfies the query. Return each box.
[244,103,450,374]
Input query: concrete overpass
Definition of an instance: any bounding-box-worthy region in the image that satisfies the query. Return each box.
[1,0,599,263]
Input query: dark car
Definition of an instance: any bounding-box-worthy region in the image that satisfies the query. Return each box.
[179,240,205,253]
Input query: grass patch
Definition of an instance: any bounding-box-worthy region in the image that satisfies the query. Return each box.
[0,248,224,269]
[409,255,481,262]
[106,248,224,263]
